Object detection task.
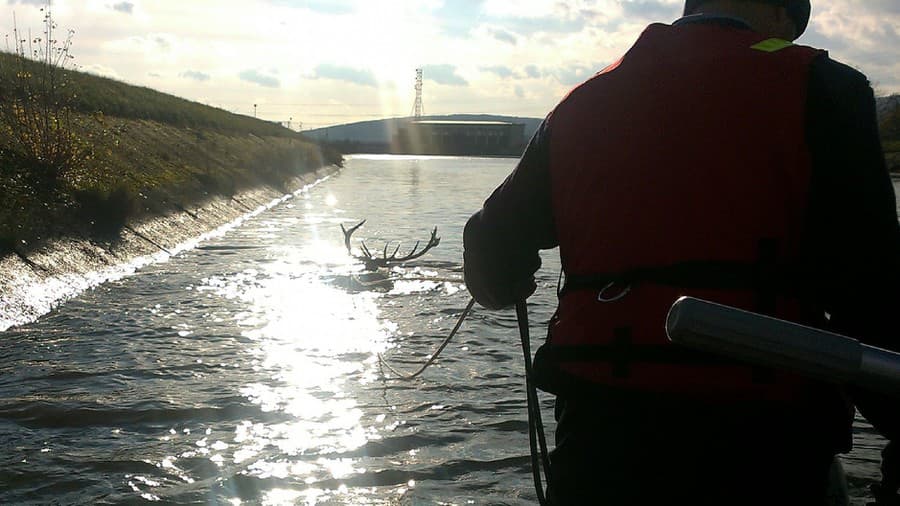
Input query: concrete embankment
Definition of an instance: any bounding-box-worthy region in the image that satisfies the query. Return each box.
[0,165,339,330]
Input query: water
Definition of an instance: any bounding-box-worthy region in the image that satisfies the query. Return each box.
[0,156,894,505]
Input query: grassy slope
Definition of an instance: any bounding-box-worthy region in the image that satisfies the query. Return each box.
[0,51,341,251]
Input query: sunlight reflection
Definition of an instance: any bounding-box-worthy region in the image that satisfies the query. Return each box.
[318,457,359,479]
[162,181,477,503]
[200,226,396,492]
[263,489,303,505]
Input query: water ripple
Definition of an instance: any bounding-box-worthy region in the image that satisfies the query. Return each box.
[1,157,889,505]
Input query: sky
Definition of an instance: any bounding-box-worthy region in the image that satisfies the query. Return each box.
[2,0,899,129]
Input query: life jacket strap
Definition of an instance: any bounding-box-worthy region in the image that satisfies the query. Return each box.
[559,259,800,298]
[536,340,737,366]
[534,339,777,387]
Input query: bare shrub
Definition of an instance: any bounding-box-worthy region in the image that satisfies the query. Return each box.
[0,3,85,182]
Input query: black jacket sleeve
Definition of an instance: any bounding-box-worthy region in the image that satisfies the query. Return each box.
[804,55,900,445]
[463,119,558,309]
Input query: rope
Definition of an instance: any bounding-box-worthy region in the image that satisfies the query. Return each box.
[517,301,552,506]
[158,298,473,496]
[157,296,556,503]
[378,297,475,380]
[379,298,552,504]
[351,274,463,288]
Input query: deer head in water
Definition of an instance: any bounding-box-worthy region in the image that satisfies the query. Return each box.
[340,220,441,272]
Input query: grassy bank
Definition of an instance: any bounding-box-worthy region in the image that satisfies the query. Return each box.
[0,51,341,255]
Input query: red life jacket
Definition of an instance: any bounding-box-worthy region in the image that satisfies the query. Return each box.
[534,22,831,401]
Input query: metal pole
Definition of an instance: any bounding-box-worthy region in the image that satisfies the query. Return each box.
[666,296,900,396]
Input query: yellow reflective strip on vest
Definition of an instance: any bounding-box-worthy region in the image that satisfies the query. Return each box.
[751,38,794,53]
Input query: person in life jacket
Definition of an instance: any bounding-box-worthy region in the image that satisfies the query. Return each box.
[463,0,900,504]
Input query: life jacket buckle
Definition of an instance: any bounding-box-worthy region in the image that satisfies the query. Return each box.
[597,281,631,302]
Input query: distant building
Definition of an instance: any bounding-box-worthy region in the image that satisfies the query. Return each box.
[393,120,526,156]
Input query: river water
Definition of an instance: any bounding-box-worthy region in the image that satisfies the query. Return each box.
[0,156,895,505]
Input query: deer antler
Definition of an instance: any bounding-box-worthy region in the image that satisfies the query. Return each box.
[384,226,441,263]
[340,221,441,271]
[341,219,366,256]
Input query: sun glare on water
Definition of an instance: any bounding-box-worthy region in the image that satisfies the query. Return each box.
[179,218,400,502]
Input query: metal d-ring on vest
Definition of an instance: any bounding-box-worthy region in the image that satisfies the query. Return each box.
[597,281,632,302]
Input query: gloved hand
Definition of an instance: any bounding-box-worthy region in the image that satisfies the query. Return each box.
[508,275,538,306]
[469,274,536,310]
[870,441,900,506]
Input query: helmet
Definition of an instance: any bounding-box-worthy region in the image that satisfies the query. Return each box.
[785,0,811,37]
[682,0,811,38]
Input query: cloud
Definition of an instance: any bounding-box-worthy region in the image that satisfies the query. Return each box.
[577,8,608,23]
[552,64,598,86]
[238,69,280,88]
[862,0,900,15]
[499,15,586,35]
[435,0,486,37]
[438,0,593,42]
[619,1,681,21]
[422,64,468,86]
[111,2,134,14]
[80,63,121,80]
[479,0,598,34]
[180,70,211,82]
[480,0,560,18]
[151,35,171,50]
[272,0,357,15]
[312,63,376,87]
[10,0,897,128]
[120,34,173,52]
[481,65,515,79]
[488,27,517,45]
[808,2,900,89]
[814,3,900,49]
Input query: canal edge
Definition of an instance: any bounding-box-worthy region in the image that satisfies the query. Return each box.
[0,165,342,331]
